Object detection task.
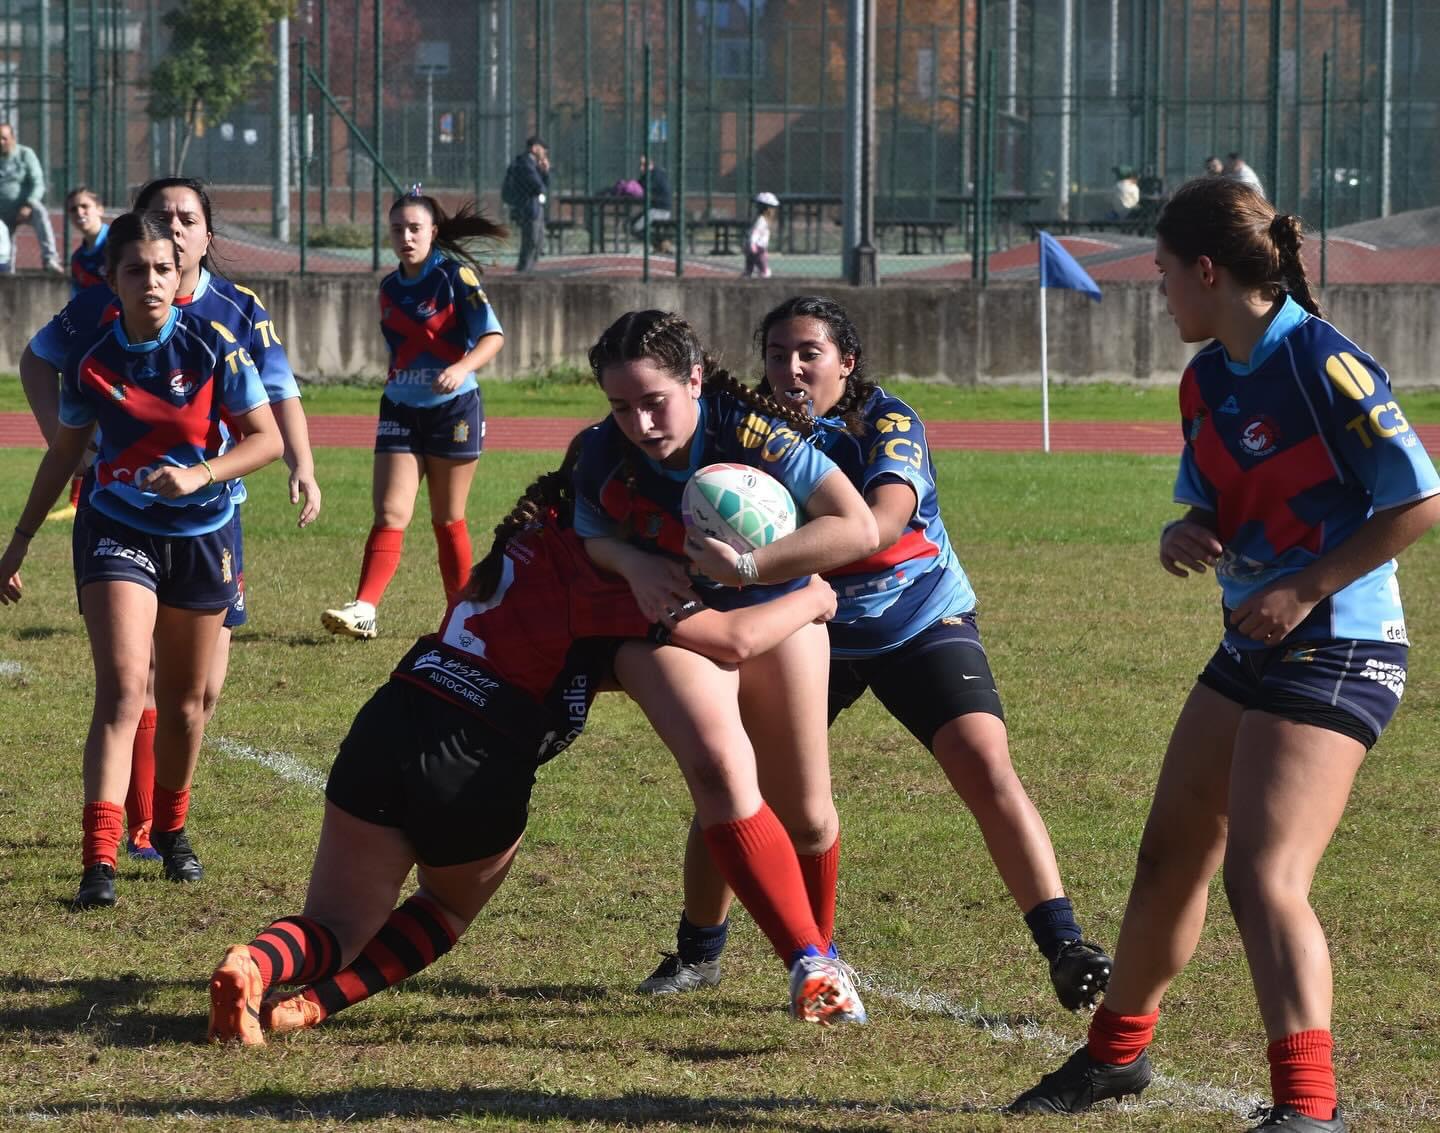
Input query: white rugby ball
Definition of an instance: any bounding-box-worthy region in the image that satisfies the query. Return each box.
[682,462,797,552]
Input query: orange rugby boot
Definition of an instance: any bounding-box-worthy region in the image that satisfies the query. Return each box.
[208,945,266,1045]
[260,990,325,1035]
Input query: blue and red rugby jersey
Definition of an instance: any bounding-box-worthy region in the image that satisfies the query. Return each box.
[69,222,109,295]
[391,519,661,762]
[379,251,503,409]
[58,307,269,536]
[1173,295,1439,649]
[811,388,977,657]
[31,267,298,506]
[572,393,844,610]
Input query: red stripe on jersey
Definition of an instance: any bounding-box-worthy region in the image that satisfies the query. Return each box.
[599,479,688,555]
[825,527,940,577]
[1193,419,1330,554]
[82,354,222,485]
[382,297,465,371]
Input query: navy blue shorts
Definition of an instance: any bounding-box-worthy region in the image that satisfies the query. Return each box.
[374,390,485,459]
[73,506,238,613]
[222,509,247,629]
[325,680,536,866]
[1197,638,1408,749]
[829,611,1005,748]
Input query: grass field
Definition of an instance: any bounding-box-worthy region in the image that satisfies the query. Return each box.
[1,443,1438,1132]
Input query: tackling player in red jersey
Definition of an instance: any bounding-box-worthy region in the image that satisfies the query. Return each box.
[206,436,839,1043]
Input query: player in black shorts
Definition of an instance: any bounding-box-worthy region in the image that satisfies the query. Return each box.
[206,440,840,1044]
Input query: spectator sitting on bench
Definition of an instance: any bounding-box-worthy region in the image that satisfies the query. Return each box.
[630,156,672,247]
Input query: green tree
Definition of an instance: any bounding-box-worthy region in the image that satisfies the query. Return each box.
[147,0,293,172]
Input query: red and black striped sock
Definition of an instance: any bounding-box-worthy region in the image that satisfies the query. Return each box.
[247,916,342,991]
[298,896,459,1022]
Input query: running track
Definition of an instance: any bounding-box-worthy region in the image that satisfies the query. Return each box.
[4,414,1438,456]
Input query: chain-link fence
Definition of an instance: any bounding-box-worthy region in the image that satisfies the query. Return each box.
[2,0,1438,283]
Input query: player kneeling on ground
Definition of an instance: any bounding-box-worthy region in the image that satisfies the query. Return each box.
[207,438,841,1043]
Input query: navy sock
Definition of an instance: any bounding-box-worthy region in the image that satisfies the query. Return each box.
[1025,897,1083,961]
[676,912,729,964]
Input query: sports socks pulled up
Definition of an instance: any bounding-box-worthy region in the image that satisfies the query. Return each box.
[1268,1029,1337,1120]
[125,707,157,832]
[432,519,472,599]
[247,916,342,990]
[293,895,459,1023]
[797,835,839,945]
[82,800,124,869]
[1025,896,1083,960]
[356,526,405,607]
[151,784,190,835]
[1087,1004,1159,1066]
[701,802,828,964]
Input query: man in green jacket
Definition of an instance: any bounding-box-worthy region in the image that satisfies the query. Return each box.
[0,122,62,273]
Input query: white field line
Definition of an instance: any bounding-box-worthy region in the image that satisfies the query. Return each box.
[210,735,326,791]
[0,659,27,678]
[208,732,1399,1121]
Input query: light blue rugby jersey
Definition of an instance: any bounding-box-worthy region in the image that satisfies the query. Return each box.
[812,387,976,657]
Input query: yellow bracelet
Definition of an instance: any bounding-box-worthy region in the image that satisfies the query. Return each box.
[198,459,215,485]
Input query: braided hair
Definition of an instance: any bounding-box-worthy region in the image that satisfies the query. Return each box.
[754,295,877,436]
[460,432,588,602]
[587,310,815,522]
[1155,177,1323,318]
[391,187,508,272]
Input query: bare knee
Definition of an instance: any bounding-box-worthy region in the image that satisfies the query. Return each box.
[937,740,1024,807]
[1222,852,1303,931]
[776,809,838,856]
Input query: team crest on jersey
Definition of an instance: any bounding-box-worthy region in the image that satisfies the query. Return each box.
[168,369,196,397]
[1239,415,1280,457]
[875,412,912,434]
[109,382,127,402]
[452,420,470,444]
[415,300,438,318]
[221,549,233,583]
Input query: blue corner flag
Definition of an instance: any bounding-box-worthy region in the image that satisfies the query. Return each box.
[1038,231,1102,301]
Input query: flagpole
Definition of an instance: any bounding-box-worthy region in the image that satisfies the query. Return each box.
[1039,278,1050,453]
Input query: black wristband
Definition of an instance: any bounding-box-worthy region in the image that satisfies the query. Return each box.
[14,525,36,540]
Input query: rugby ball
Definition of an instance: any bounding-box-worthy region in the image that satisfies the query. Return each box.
[682,463,797,552]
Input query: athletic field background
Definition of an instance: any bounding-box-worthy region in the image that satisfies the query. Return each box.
[1,377,1437,1131]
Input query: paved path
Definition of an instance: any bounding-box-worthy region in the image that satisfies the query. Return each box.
[4,413,1436,456]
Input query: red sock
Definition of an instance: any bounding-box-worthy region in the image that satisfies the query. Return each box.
[68,475,83,507]
[432,519,471,599]
[125,708,157,832]
[1087,1004,1159,1066]
[1268,1030,1337,1120]
[796,834,839,945]
[301,895,460,1022]
[702,803,827,963]
[247,916,342,990]
[82,801,124,869]
[355,526,405,606]
[152,784,190,834]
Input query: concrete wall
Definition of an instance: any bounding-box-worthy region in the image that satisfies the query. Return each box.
[4,274,1438,389]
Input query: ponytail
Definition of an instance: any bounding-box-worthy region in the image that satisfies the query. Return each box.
[391,190,508,272]
[1269,212,1323,318]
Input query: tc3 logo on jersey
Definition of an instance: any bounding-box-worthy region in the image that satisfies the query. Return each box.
[1239,415,1280,457]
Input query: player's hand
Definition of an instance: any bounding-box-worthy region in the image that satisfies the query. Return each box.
[619,551,699,623]
[1159,519,1223,578]
[431,365,468,395]
[1230,581,1318,645]
[0,542,26,605]
[684,533,743,586]
[141,463,209,499]
[16,204,31,222]
[290,468,321,528]
[803,574,837,624]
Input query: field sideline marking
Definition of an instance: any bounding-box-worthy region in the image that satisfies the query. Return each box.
[0,658,27,678]
[212,732,1399,1121]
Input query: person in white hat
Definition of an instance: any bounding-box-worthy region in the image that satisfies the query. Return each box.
[745,192,779,279]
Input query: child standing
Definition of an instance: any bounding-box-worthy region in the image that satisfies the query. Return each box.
[744,192,778,279]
